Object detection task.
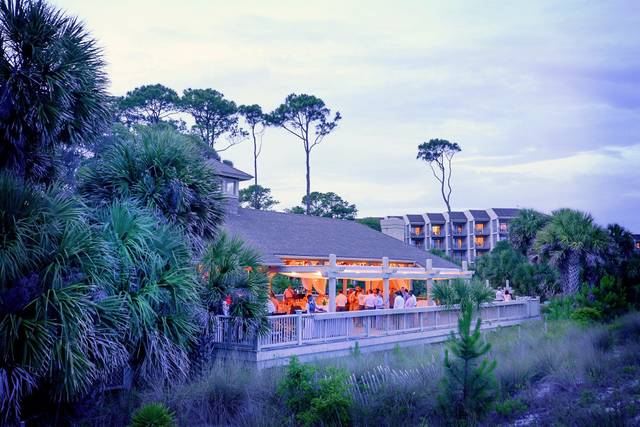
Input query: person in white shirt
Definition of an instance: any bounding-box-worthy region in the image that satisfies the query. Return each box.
[357,289,366,310]
[364,289,376,309]
[404,291,417,308]
[374,289,384,309]
[495,288,504,301]
[393,291,405,309]
[267,299,276,314]
[335,289,348,311]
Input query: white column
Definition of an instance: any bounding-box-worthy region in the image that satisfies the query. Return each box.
[425,258,434,300]
[383,256,390,308]
[328,254,337,312]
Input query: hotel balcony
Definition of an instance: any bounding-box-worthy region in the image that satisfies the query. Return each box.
[410,231,425,238]
[474,242,491,250]
[473,227,490,236]
[452,230,467,237]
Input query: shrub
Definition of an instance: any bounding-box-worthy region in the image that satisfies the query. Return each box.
[542,296,575,320]
[128,402,176,427]
[571,307,602,324]
[432,279,494,311]
[494,398,527,417]
[438,305,497,421]
[576,275,629,320]
[277,357,352,427]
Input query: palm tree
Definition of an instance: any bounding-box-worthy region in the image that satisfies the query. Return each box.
[508,209,549,255]
[0,172,127,424]
[195,233,269,367]
[532,209,610,295]
[97,201,200,384]
[0,0,110,183]
[78,126,226,254]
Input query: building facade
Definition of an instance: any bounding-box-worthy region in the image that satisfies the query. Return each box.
[381,208,520,264]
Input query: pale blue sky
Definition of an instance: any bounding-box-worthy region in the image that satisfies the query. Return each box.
[56,0,640,230]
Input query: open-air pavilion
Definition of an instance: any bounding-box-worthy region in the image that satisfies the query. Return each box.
[216,208,540,365]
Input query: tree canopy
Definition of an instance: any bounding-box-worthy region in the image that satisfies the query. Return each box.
[508,209,549,254]
[239,184,279,210]
[289,191,357,220]
[117,83,179,125]
[180,88,245,156]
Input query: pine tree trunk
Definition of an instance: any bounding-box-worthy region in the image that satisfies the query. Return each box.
[305,149,311,215]
[253,131,258,186]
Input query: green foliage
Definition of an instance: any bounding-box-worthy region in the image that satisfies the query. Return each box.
[180,88,244,154]
[78,126,225,253]
[356,217,381,231]
[432,279,494,312]
[117,84,179,126]
[289,191,357,220]
[0,0,110,183]
[576,275,629,320]
[240,184,279,210]
[199,233,269,340]
[494,398,527,417]
[128,402,176,427]
[97,201,199,383]
[475,240,559,300]
[508,209,549,254]
[430,248,461,266]
[570,307,602,325]
[0,173,127,424]
[533,208,610,295]
[277,357,352,427]
[542,296,576,321]
[438,305,497,421]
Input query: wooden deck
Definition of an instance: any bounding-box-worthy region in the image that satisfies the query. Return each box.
[213,298,541,367]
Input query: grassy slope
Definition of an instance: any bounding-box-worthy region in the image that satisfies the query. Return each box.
[81,314,640,426]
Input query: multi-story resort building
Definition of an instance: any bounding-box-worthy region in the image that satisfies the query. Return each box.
[381,208,521,264]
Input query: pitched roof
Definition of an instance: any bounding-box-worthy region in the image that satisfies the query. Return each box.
[492,208,520,218]
[406,214,425,224]
[449,211,467,221]
[426,213,445,223]
[468,209,490,220]
[223,208,459,269]
[207,159,253,181]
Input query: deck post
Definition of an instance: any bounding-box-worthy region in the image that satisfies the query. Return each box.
[425,259,434,302]
[296,310,303,345]
[382,256,390,308]
[328,254,337,312]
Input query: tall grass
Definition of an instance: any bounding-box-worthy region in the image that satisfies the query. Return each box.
[78,313,640,426]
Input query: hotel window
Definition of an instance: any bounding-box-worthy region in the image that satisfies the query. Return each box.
[413,226,423,235]
[475,236,485,247]
[636,242,640,249]
[456,238,463,249]
[432,225,441,236]
[475,223,485,232]
[499,222,508,233]
[456,224,464,234]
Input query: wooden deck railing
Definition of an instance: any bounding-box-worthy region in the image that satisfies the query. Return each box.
[214,298,540,351]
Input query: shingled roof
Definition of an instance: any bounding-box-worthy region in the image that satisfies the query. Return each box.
[468,210,490,220]
[448,211,467,221]
[426,213,446,223]
[406,214,425,224]
[207,159,253,181]
[492,208,520,218]
[224,208,459,269]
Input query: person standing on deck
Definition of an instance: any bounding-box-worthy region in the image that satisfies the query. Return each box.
[404,291,417,308]
[347,289,357,311]
[357,287,366,310]
[364,289,376,310]
[336,289,348,312]
[393,291,405,309]
[374,289,384,309]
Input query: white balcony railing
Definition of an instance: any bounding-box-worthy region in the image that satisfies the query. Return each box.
[213,299,540,351]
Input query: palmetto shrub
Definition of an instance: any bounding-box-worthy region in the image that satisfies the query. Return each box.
[78,126,226,254]
[128,402,176,427]
[432,279,494,311]
[97,200,200,384]
[0,172,127,424]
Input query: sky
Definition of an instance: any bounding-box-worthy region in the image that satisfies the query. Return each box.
[55,0,640,230]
